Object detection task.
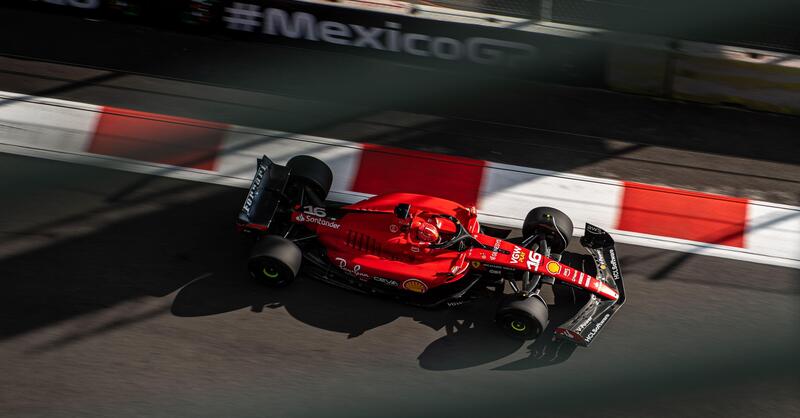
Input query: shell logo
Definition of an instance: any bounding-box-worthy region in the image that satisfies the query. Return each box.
[402,279,428,293]
[546,261,561,274]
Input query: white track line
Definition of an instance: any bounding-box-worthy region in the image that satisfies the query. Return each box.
[1,91,798,269]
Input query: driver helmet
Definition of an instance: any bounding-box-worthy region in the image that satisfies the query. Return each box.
[415,221,440,243]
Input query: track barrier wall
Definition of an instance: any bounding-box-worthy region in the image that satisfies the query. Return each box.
[4,0,799,115]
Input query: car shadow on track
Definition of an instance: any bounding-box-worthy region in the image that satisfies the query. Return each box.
[171,271,580,371]
[0,156,577,370]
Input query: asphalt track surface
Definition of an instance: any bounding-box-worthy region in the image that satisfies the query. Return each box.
[0,153,798,418]
[0,9,799,418]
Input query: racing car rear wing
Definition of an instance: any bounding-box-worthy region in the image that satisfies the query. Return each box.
[554,224,626,346]
[237,155,290,233]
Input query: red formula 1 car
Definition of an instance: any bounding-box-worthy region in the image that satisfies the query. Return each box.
[237,155,625,345]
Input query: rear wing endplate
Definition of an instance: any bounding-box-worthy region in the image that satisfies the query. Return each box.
[237,155,290,232]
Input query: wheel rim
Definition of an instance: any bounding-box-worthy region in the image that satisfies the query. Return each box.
[510,320,527,332]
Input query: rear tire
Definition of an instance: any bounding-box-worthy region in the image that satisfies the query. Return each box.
[496,296,549,340]
[287,155,332,202]
[248,235,302,287]
[522,207,573,254]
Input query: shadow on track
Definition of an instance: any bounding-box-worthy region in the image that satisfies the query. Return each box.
[417,300,581,371]
[0,155,578,370]
[170,262,581,371]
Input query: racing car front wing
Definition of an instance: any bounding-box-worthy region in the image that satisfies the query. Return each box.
[554,224,626,346]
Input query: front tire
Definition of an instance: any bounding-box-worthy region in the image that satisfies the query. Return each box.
[522,207,573,254]
[496,296,549,340]
[248,235,302,287]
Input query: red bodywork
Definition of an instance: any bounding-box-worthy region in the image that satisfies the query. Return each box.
[291,193,619,300]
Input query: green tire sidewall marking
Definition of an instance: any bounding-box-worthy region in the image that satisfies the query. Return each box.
[511,320,527,332]
[262,266,279,278]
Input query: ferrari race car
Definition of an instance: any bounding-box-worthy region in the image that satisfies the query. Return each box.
[236,155,625,346]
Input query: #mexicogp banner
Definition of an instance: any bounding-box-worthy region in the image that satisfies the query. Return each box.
[218,0,606,82]
[14,0,607,83]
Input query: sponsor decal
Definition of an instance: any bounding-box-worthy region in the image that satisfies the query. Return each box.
[593,251,607,272]
[488,269,501,274]
[575,316,594,333]
[336,257,398,285]
[335,257,368,281]
[221,5,537,67]
[546,261,561,275]
[526,251,542,271]
[608,249,621,281]
[585,313,611,343]
[471,261,481,268]
[373,276,400,287]
[509,246,524,264]
[585,224,603,235]
[297,212,341,229]
[389,224,399,233]
[402,279,428,293]
[489,239,501,261]
[241,162,267,216]
[410,246,420,253]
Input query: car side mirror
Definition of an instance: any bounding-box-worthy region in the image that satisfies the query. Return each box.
[394,203,411,220]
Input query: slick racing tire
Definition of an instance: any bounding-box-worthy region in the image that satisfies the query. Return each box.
[248,235,302,287]
[287,155,333,202]
[496,296,549,340]
[522,207,573,254]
